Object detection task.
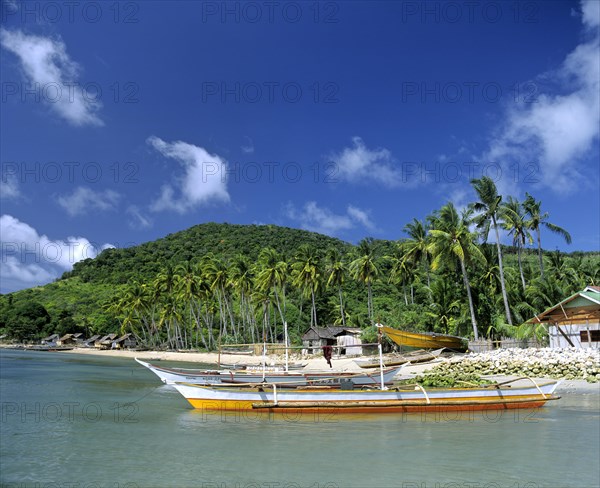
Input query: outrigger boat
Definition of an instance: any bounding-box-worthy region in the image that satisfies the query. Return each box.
[135,358,403,386]
[381,325,468,352]
[354,348,446,369]
[171,377,561,413]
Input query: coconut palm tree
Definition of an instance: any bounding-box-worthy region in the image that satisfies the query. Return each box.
[229,254,255,342]
[428,203,486,340]
[256,248,289,338]
[501,197,533,291]
[202,254,236,340]
[401,218,431,287]
[425,278,461,334]
[470,176,512,325]
[325,248,347,327]
[292,245,322,327]
[175,261,208,349]
[523,192,572,279]
[349,238,380,322]
[386,243,413,306]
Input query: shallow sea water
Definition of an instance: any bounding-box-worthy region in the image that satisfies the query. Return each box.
[1,349,598,488]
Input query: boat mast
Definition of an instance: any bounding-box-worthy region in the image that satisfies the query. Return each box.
[284,321,289,373]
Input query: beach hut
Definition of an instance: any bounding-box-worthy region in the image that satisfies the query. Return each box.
[95,334,118,350]
[71,333,85,345]
[302,326,363,356]
[57,334,77,346]
[41,334,59,346]
[83,334,100,347]
[111,333,137,350]
[526,286,600,349]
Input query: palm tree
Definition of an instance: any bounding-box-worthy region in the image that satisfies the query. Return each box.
[229,254,255,342]
[501,197,533,291]
[255,248,289,338]
[292,245,322,327]
[349,238,380,322]
[425,278,461,334]
[428,203,486,340]
[546,251,579,293]
[175,261,207,349]
[470,176,512,325]
[202,254,236,340]
[325,248,347,327]
[386,244,413,306]
[401,218,431,287]
[523,192,572,279]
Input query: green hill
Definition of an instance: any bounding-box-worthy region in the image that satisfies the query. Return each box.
[0,223,359,340]
[63,222,353,285]
[0,222,598,348]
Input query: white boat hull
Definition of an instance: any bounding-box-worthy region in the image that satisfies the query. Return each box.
[135,358,402,386]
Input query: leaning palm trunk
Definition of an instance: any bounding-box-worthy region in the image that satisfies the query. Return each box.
[517,244,526,291]
[338,286,346,327]
[536,227,544,279]
[460,259,479,340]
[311,288,317,326]
[493,216,512,325]
[367,281,373,322]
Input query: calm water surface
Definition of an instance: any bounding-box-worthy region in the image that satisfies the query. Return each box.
[1,349,598,488]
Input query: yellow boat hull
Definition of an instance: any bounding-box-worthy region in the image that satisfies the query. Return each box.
[382,326,467,351]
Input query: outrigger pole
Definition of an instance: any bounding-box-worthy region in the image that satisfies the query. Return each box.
[376,322,386,391]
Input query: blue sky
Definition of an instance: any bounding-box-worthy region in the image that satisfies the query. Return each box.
[1,0,599,294]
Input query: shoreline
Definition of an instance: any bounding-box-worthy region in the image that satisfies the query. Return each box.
[2,345,599,394]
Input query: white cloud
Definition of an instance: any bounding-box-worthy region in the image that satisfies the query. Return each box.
[56,187,120,216]
[0,28,103,126]
[241,136,255,154]
[581,0,600,30]
[147,136,230,213]
[284,201,376,236]
[0,174,20,200]
[347,205,376,231]
[484,1,599,194]
[126,205,152,230]
[0,214,113,293]
[329,137,401,186]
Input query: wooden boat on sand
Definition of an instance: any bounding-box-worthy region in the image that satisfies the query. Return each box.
[382,326,468,352]
[135,358,403,386]
[172,378,560,413]
[353,348,445,369]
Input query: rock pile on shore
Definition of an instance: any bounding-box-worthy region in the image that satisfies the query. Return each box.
[432,348,600,382]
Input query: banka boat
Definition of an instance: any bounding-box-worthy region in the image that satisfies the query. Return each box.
[135,358,403,387]
[381,326,468,352]
[171,378,560,413]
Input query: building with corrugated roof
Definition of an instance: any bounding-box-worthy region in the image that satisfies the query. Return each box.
[527,286,600,349]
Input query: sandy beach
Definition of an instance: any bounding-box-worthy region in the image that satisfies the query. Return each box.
[3,345,597,394]
[52,347,600,394]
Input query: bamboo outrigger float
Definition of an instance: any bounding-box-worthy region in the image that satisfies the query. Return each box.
[171,378,560,413]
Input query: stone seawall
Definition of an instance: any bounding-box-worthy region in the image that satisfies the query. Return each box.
[432,347,600,382]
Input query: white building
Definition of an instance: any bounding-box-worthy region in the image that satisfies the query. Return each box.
[528,286,600,349]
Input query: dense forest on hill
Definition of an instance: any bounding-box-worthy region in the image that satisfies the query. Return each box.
[63,223,353,285]
[1,180,599,348]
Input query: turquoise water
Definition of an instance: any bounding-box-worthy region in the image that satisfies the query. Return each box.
[1,349,598,488]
